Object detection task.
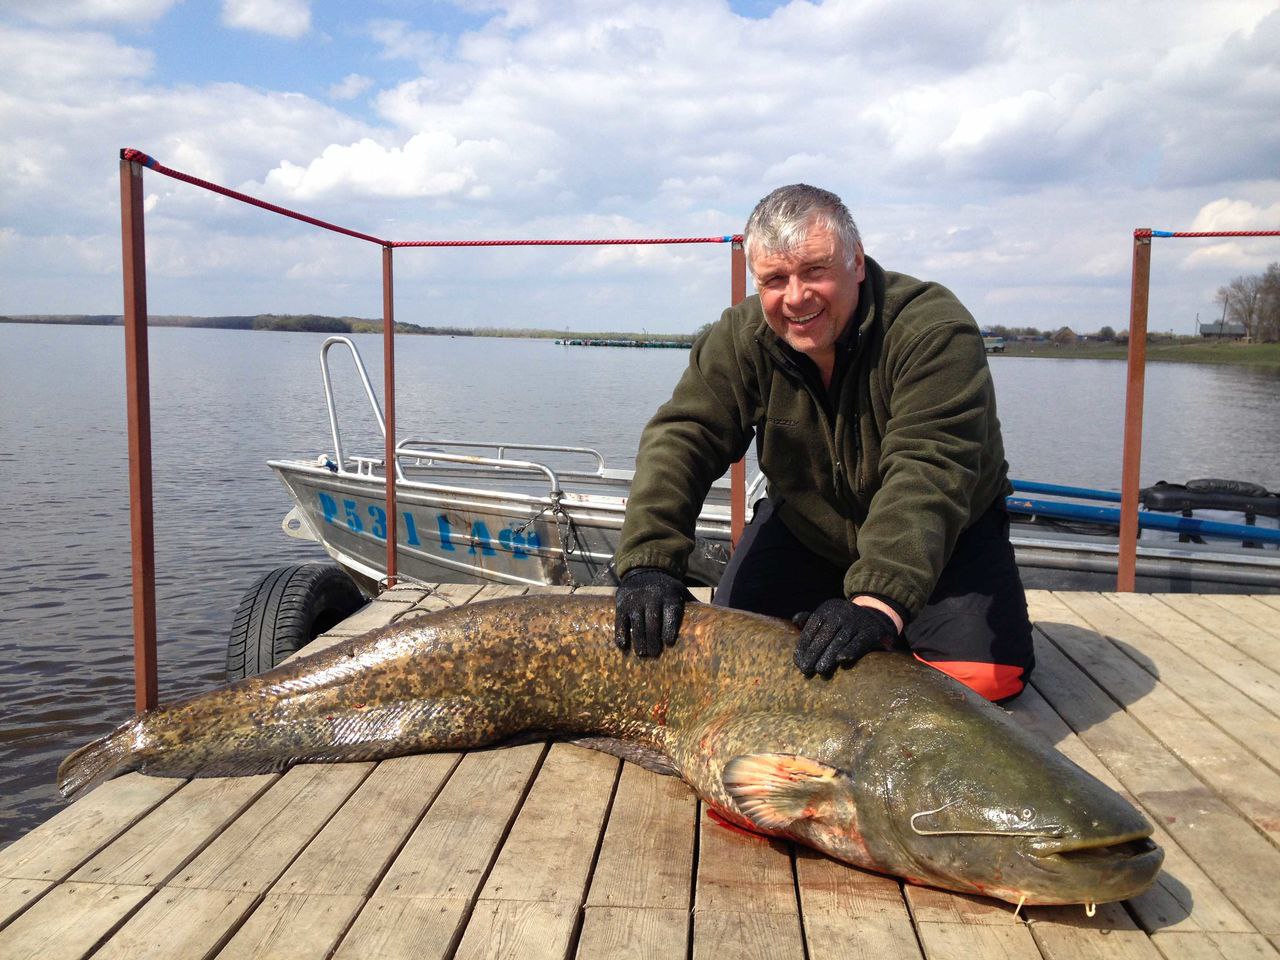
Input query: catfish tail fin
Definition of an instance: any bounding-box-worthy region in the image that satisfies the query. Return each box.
[57,718,144,799]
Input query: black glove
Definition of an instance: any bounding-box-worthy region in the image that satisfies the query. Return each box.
[793,599,898,677]
[615,567,690,658]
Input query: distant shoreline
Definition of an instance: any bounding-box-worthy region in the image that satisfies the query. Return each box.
[0,313,699,344]
[5,314,1278,368]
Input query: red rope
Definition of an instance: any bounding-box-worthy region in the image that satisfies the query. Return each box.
[119,148,742,248]
[1136,227,1280,239]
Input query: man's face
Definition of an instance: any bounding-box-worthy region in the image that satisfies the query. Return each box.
[750,220,865,374]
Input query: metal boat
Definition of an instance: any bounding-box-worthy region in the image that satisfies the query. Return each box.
[270,338,1280,596]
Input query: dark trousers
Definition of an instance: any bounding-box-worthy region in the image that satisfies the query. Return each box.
[712,498,1034,701]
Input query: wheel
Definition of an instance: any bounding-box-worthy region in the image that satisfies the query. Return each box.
[226,563,366,681]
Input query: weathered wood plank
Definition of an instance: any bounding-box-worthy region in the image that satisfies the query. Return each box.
[273,754,459,897]
[168,763,370,893]
[374,742,545,899]
[912,921,1042,960]
[1202,595,1280,645]
[1055,592,1280,772]
[1107,593,1280,717]
[329,896,470,960]
[904,886,1022,926]
[91,886,258,960]
[468,584,532,601]
[0,881,152,960]
[1026,625,1280,936]
[1007,681,1254,934]
[585,761,697,911]
[394,583,488,621]
[478,743,619,904]
[1034,595,1280,847]
[576,906,689,959]
[1027,900,1164,960]
[795,850,922,959]
[70,775,275,887]
[1150,930,1280,960]
[0,774,183,883]
[216,893,365,960]
[695,808,797,915]
[0,877,52,930]
[692,909,806,960]
[453,899,579,960]
[1156,595,1280,678]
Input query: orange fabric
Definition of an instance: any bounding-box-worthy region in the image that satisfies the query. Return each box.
[913,654,1026,702]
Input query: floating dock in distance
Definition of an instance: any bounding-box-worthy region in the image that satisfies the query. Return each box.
[554,337,690,347]
[4,585,1280,959]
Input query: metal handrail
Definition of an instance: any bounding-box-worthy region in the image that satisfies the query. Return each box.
[319,336,403,481]
[392,445,564,497]
[399,438,607,475]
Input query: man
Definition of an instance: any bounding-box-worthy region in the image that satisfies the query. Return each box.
[612,184,1033,702]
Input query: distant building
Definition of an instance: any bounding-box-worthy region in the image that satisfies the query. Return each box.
[1199,320,1247,339]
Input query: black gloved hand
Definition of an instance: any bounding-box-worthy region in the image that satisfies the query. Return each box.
[793,599,898,677]
[615,567,690,658]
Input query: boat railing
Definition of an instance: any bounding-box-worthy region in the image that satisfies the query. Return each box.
[399,439,608,477]
[395,443,565,498]
[320,336,407,481]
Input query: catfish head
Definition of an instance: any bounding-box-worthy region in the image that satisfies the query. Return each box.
[720,660,1163,907]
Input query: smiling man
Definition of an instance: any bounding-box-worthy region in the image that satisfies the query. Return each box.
[613,184,1034,702]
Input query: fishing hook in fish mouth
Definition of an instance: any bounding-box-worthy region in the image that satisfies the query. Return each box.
[909,800,1064,838]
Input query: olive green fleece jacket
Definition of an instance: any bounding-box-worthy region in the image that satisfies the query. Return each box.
[614,256,1012,618]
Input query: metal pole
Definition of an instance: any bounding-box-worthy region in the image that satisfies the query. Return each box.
[730,240,748,546]
[382,245,398,589]
[120,156,158,711]
[1117,231,1152,592]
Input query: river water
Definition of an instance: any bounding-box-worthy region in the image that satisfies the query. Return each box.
[2,323,1278,846]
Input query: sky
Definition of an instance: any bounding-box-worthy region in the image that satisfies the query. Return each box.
[1,0,1278,334]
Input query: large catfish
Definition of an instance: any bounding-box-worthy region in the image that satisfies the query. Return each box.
[59,596,1161,906]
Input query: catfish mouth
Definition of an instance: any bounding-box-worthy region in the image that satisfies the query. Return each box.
[1030,831,1160,865]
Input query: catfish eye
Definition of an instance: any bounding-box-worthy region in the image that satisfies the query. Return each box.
[1019,807,1034,821]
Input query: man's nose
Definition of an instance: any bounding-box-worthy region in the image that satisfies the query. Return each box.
[783,275,808,305]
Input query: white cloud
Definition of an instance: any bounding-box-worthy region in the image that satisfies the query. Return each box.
[220,0,310,38]
[1189,198,1280,232]
[328,73,373,101]
[8,0,179,25]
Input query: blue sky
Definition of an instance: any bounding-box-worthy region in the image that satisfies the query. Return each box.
[2,0,1278,333]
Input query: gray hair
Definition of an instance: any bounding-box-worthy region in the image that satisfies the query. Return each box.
[743,184,861,273]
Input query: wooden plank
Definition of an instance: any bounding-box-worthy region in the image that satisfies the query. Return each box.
[1033,597,1280,847]
[1025,625,1280,936]
[394,583,487,621]
[321,595,418,637]
[912,921,1042,960]
[0,877,52,930]
[478,743,619,904]
[168,763,370,894]
[1156,595,1280,677]
[374,742,545,899]
[0,773,183,882]
[692,909,805,960]
[468,584,531,601]
[1107,593,1280,717]
[1027,900,1164,959]
[694,805,797,915]
[1203,595,1280,644]
[577,906,689,959]
[70,775,275,887]
[1151,930,1280,960]
[90,886,258,960]
[795,850,922,959]
[330,896,470,960]
[274,754,459,897]
[216,893,365,960]
[1056,592,1280,772]
[1007,682,1255,934]
[905,885,1022,926]
[0,881,152,960]
[453,899,579,960]
[585,762,697,911]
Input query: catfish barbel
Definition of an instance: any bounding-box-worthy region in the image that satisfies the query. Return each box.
[58,596,1161,906]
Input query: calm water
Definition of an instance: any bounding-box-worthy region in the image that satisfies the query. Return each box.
[2,323,1278,845]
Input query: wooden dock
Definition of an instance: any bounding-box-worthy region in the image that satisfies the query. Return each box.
[2,586,1279,959]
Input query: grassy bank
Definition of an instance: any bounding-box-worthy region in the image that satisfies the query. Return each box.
[997,339,1280,369]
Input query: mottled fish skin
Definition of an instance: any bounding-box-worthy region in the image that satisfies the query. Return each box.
[58,595,1162,906]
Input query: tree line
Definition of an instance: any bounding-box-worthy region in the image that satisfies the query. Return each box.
[1217,263,1280,342]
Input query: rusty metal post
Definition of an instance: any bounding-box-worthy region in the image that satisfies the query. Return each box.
[382,245,398,589]
[1117,231,1152,592]
[730,240,748,547]
[120,156,158,712]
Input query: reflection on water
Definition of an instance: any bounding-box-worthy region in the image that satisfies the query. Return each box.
[1,324,1278,846]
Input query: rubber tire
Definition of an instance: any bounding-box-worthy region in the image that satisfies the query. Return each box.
[226,563,366,681]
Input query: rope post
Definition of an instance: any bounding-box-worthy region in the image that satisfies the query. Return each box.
[120,155,158,711]
[730,240,748,546]
[1117,230,1152,592]
[382,245,398,589]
